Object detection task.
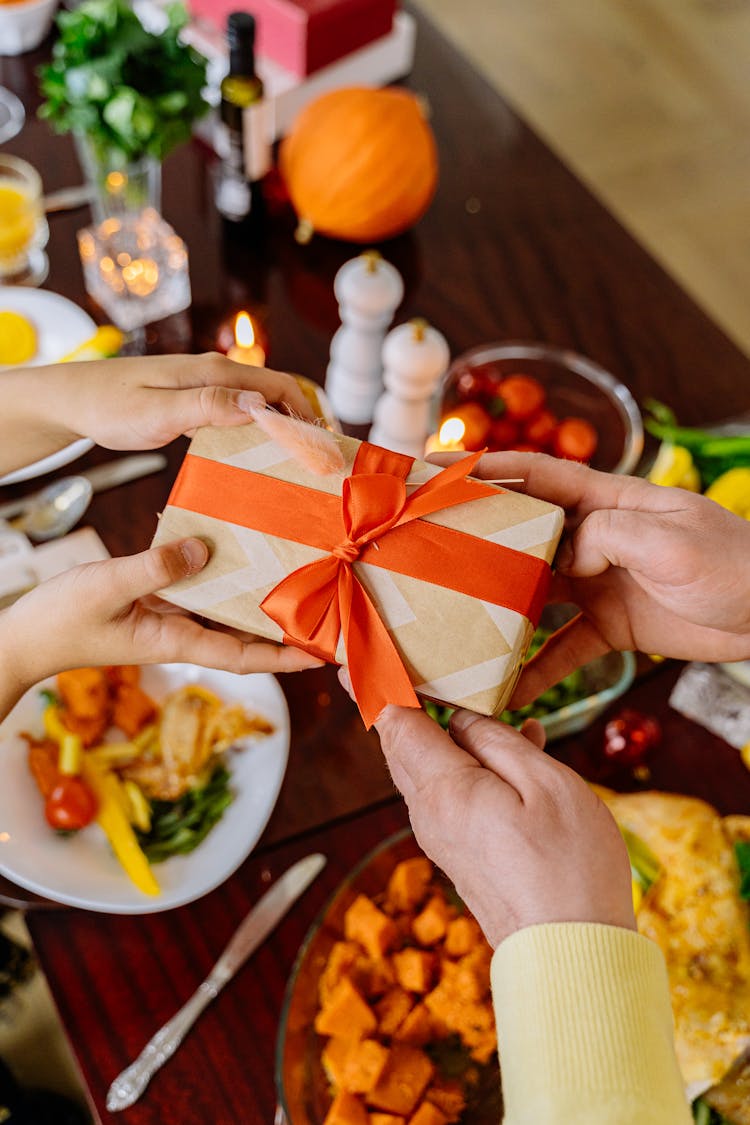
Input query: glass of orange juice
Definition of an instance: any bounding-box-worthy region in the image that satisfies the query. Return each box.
[0,154,49,286]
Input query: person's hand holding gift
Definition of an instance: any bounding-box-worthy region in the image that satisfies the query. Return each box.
[0,352,313,477]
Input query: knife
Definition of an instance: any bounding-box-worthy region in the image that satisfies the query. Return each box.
[0,453,167,521]
[106,853,327,1113]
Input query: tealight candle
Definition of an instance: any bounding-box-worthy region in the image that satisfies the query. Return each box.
[424,415,467,454]
[226,311,266,367]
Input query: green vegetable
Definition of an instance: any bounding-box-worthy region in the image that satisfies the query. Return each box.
[644,399,750,487]
[38,0,209,165]
[621,827,661,893]
[136,765,233,863]
[692,1098,733,1125]
[39,688,59,708]
[734,841,750,901]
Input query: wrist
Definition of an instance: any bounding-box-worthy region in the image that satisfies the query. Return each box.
[0,607,38,721]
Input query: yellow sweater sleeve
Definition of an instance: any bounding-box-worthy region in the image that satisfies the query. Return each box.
[490,922,692,1124]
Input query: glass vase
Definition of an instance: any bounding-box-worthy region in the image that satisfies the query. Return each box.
[75,135,162,223]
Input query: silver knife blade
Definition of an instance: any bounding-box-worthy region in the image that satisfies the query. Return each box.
[0,453,167,521]
[106,853,326,1113]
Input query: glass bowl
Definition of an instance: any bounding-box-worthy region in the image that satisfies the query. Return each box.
[275,830,502,1125]
[437,341,643,474]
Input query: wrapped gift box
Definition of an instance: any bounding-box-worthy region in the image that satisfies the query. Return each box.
[152,424,563,724]
[188,0,397,78]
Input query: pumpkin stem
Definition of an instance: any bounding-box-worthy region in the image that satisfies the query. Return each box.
[295,218,315,245]
[362,249,382,273]
[410,317,428,342]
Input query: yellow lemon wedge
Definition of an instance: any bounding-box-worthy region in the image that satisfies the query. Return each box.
[0,309,37,366]
[59,325,124,363]
[648,442,701,491]
[705,468,750,520]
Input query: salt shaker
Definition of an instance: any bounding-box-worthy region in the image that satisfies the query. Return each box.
[369,318,450,458]
[324,250,404,425]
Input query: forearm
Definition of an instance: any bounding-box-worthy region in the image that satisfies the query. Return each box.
[0,606,38,721]
[492,923,692,1125]
[0,366,82,475]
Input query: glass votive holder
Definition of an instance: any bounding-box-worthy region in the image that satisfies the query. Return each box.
[0,153,49,286]
[77,208,191,332]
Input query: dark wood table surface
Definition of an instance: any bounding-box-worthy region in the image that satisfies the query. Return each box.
[3,6,750,1124]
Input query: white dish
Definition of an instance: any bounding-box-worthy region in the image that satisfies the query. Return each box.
[0,288,96,486]
[0,664,291,913]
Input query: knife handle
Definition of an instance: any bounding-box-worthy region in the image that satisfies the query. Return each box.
[106,978,220,1112]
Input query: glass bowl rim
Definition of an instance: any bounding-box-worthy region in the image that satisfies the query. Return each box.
[443,339,644,476]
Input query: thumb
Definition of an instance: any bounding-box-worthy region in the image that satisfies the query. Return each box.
[107,538,209,607]
[557,509,672,579]
[157,386,266,434]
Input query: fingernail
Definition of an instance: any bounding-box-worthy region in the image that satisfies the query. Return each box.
[556,539,574,572]
[238,391,266,415]
[448,708,479,735]
[180,538,208,570]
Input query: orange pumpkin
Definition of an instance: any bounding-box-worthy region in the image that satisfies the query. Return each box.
[280,87,438,244]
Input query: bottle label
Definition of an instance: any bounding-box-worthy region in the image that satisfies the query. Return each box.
[242,101,272,182]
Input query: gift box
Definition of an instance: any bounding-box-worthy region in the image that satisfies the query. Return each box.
[152,424,564,726]
[188,0,398,78]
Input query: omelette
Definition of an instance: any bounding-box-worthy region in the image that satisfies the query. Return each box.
[596,787,750,1100]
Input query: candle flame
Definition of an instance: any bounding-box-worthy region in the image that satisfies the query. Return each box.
[235,311,256,348]
[439,416,466,445]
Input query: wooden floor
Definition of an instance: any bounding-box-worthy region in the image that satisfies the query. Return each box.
[418,0,750,360]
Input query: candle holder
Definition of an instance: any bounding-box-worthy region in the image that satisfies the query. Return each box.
[77,209,191,332]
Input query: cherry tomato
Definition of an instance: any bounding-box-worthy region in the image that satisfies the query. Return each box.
[498,374,546,421]
[553,417,598,462]
[455,363,501,401]
[603,710,662,768]
[524,408,558,448]
[488,416,519,449]
[440,401,492,450]
[44,777,97,831]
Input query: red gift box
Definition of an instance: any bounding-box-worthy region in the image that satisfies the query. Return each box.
[188,0,397,78]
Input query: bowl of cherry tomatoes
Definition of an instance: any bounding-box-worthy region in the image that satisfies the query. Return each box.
[435,341,643,473]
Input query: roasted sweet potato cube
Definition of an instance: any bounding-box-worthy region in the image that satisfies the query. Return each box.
[450,951,490,1004]
[324,1090,370,1125]
[367,1046,434,1117]
[105,665,140,687]
[57,667,109,721]
[315,977,377,1040]
[386,858,433,913]
[393,1003,435,1047]
[444,916,482,958]
[113,683,158,738]
[345,895,398,961]
[60,711,108,748]
[343,1039,391,1095]
[392,949,435,994]
[408,1102,448,1125]
[375,988,414,1037]
[424,1079,466,1123]
[323,1038,352,1088]
[320,942,362,1004]
[355,957,395,1000]
[369,1116,405,1125]
[412,896,452,947]
[468,1028,497,1065]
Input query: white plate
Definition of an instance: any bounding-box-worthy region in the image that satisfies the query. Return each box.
[0,664,291,913]
[0,288,96,486]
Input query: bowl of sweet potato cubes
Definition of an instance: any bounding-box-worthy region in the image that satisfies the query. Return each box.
[276,830,501,1125]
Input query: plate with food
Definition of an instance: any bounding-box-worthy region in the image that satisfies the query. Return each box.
[0,662,290,913]
[0,287,122,486]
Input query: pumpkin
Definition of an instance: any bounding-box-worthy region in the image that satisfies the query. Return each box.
[280,87,438,244]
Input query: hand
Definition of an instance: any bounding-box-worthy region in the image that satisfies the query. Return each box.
[438,452,750,706]
[371,700,635,948]
[0,538,321,720]
[1,353,314,476]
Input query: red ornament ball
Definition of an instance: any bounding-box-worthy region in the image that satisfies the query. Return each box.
[603,709,662,767]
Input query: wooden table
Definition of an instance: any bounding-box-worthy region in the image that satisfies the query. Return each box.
[3,8,750,1123]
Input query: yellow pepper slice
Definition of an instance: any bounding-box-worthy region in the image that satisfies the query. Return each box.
[80,758,159,896]
[632,878,643,915]
[58,732,82,777]
[43,704,68,743]
[123,780,152,833]
[704,467,750,520]
[648,443,701,491]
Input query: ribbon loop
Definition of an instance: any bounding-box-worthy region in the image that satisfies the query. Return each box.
[332,540,360,564]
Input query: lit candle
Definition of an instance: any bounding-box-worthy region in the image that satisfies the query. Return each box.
[424,415,467,454]
[227,311,266,367]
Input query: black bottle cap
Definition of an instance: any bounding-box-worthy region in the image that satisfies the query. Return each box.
[227,11,256,75]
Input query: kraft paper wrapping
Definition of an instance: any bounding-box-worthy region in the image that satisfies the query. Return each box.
[152,425,564,716]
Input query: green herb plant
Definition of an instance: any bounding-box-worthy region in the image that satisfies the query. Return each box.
[38,0,209,167]
[136,765,234,864]
[644,399,750,488]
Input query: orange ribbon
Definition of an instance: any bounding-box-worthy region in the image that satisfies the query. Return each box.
[168,443,551,728]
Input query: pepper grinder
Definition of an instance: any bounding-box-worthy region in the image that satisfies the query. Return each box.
[324,250,404,425]
[369,318,450,458]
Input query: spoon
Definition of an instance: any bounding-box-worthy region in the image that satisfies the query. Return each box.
[10,476,93,542]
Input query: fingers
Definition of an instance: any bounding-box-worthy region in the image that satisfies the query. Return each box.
[195,355,314,419]
[180,628,323,674]
[375,705,478,802]
[448,709,552,793]
[557,508,678,579]
[520,717,546,750]
[106,538,210,608]
[509,614,610,707]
